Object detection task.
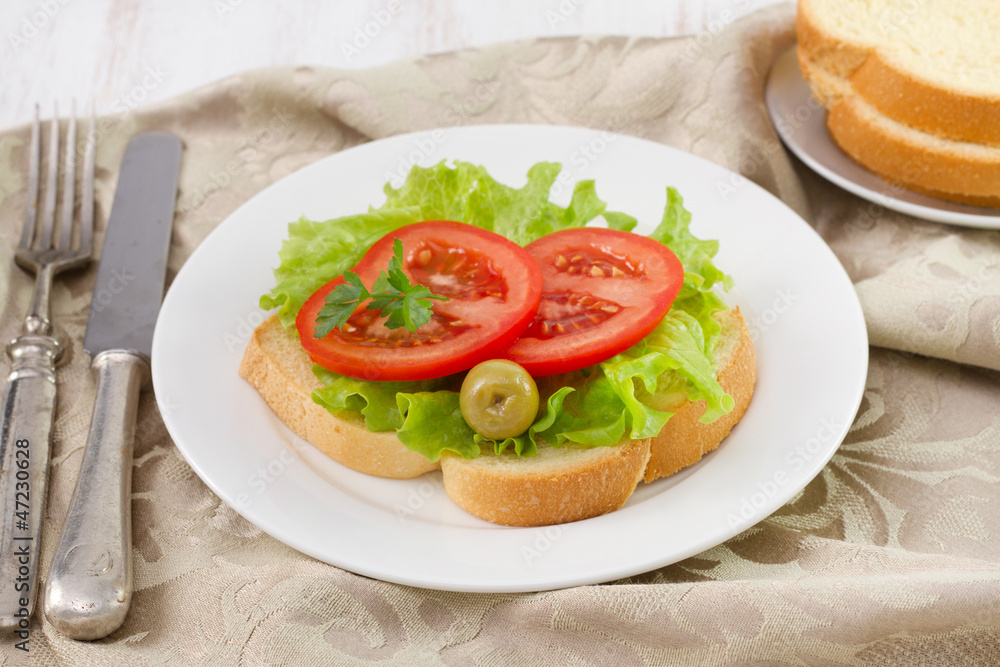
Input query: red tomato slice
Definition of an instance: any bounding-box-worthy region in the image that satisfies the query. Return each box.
[297,221,543,381]
[504,227,684,376]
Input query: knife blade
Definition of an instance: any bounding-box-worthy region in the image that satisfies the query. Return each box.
[42,132,182,640]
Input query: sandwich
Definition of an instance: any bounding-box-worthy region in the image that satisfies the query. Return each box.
[796,0,1000,207]
[239,160,756,526]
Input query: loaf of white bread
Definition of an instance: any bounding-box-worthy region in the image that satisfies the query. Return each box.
[239,308,755,527]
[796,0,1000,207]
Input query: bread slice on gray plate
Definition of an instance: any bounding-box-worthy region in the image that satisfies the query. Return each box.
[796,0,1000,206]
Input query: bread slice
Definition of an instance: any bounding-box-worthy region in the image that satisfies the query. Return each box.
[239,315,440,479]
[440,439,651,527]
[239,309,755,525]
[799,52,1000,206]
[825,94,1000,207]
[797,0,1000,146]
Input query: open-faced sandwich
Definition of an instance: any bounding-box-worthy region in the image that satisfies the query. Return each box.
[239,161,755,526]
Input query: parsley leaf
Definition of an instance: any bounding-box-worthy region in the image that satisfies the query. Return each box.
[313,239,448,338]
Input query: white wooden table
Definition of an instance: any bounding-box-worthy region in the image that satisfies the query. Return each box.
[1,0,786,130]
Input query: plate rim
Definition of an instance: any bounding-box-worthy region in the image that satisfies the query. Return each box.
[152,123,869,592]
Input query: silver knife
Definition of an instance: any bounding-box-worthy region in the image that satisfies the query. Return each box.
[42,132,182,640]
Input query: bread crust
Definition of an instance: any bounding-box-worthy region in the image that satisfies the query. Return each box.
[644,308,756,482]
[797,0,1000,147]
[826,96,1000,205]
[795,1,870,81]
[239,316,440,479]
[440,439,651,527]
[795,51,849,108]
[850,53,1000,149]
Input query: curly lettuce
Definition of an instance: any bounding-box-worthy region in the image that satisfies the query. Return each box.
[263,161,733,461]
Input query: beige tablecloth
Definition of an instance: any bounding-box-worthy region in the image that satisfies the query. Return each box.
[2,4,1000,664]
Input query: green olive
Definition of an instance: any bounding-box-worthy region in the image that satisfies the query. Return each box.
[459,359,540,439]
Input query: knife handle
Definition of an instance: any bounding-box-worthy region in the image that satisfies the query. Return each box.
[43,350,148,640]
[0,334,62,633]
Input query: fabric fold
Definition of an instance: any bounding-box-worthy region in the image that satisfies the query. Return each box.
[856,235,1000,371]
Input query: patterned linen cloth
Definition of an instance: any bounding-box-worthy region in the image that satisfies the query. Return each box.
[2,4,999,664]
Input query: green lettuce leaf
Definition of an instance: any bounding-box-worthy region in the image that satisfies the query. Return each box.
[260,209,421,327]
[261,161,614,327]
[381,159,609,246]
[310,365,458,432]
[262,161,736,462]
[650,186,732,293]
[395,392,479,461]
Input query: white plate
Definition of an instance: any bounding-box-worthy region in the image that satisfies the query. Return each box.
[765,47,1000,228]
[152,124,868,593]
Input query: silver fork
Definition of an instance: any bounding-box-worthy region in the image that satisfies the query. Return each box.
[0,105,96,632]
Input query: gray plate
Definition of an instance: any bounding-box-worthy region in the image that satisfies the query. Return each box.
[765,46,1000,228]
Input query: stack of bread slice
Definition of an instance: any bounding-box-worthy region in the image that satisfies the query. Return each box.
[796,0,1000,207]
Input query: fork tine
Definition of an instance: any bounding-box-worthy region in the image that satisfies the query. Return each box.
[19,105,41,250]
[38,103,60,250]
[79,110,95,256]
[57,102,77,251]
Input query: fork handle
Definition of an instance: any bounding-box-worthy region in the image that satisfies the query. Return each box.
[43,350,147,640]
[0,333,62,634]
